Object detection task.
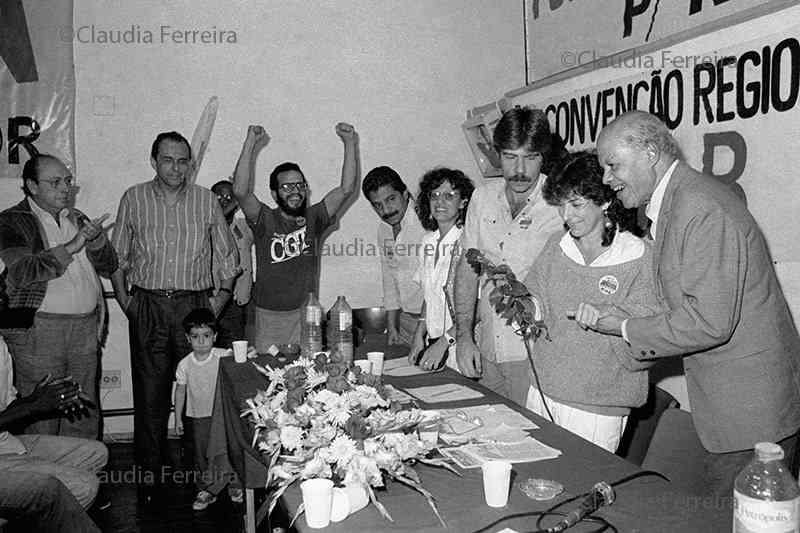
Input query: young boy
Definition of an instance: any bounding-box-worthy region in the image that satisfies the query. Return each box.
[174,308,242,510]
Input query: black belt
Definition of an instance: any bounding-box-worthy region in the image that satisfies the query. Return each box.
[132,286,208,298]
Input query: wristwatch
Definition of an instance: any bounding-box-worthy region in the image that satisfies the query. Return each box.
[443,332,456,346]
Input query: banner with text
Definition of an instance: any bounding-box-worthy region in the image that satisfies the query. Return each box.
[528,0,775,80]
[515,24,800,263]
[0,0,75,179]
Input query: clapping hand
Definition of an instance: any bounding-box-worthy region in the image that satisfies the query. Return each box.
[27,374,92,421]
[79,213,111,243]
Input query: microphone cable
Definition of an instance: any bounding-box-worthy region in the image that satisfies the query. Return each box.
[469,470,668,533]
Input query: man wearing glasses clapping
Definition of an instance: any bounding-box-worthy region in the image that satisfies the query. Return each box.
[0,154,117,440]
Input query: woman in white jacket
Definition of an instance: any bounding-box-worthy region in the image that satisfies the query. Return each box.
[408,168,474,372]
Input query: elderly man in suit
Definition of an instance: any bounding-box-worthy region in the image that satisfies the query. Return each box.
[573,110,800,497]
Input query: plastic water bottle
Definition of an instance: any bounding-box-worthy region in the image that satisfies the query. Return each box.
[326,296,353,363]
[300,292,323,358]
[733,441,800,532]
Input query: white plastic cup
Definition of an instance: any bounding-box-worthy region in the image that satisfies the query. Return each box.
[366,351,384,376]
[329,487,350,522]
[300,478,334,528]
[232,340,248,363]
[418,420,439,447]
[481,460,512,507]
[354,360,372,374]
[343,483,369,514]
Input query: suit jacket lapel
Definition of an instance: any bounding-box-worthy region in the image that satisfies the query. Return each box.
[650,162,689,292]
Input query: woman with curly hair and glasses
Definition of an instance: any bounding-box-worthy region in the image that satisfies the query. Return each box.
[522,151,660,452]
[408,168,475,372]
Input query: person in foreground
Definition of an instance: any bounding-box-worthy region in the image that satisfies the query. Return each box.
[233,123,359,352]
[0,333,106,530]
[408,167,474,372]
[0,471,100,532]
[174,308,241,511]
[522,151,658,452]
[452,106,564,406]
[573,110,800,495]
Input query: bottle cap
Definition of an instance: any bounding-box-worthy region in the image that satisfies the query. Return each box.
[754,442,784,462]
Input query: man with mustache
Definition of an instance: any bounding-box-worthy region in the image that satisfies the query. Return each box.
[573,110,800,497]
[233,123,359,351]
[453,107,564,406]
[363,166,425,347]
[0,154,117,439]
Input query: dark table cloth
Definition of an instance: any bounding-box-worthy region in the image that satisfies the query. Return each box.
[208,335,723,532]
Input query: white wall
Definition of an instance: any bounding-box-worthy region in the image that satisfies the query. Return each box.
[48,1,524,433]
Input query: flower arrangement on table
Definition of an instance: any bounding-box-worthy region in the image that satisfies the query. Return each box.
[243,349,458,527]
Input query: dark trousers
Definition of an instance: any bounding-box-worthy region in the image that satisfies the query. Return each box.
[215,300,245,350]
[0,471,100,533]
[183,417,235,494]
[701,431,799,498]
[127,288,210,483]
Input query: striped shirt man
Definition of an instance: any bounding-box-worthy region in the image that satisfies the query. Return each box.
[112,178,239,291]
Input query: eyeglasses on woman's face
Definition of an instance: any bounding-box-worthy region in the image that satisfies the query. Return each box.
[429,190,460,202]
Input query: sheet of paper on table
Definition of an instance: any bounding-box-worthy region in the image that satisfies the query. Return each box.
[383,384,416,403]
[404,383,485,403]
[440,438,562,468]
[382,358,429,377]
[436,404,539,444]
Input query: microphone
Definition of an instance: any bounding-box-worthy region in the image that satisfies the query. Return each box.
[548,481,615,532]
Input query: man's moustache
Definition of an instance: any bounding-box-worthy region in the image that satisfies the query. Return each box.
[382,212,399,221]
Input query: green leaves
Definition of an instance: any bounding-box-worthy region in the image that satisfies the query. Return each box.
[465,248,549,342]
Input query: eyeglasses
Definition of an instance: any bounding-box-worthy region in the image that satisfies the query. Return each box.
[38,176,73,189]
[430,191,459,202]
[278,182,307,193]
[216,193,233,202]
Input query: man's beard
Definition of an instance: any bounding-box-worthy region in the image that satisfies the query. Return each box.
[276,194,308,217]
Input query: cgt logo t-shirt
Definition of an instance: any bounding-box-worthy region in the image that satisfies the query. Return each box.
[250,201,333,310]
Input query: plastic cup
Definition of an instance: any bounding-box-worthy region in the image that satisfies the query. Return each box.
[329,487,350,522]
[481,460,512,507]
[418,420,439,447]
[366,351,384,376]
[354,360,372,374]
[232,341,248,363]
[300,478,334,528]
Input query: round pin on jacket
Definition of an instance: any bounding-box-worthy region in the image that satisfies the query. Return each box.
[598,275,619,295]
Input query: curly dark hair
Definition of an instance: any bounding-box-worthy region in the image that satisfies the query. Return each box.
[416,167,475,232]
[544,151,643,246]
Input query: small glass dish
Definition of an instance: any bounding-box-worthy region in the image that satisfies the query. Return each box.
[519,478,564,501]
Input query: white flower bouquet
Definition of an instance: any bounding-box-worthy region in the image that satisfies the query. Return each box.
[242,350,458,526]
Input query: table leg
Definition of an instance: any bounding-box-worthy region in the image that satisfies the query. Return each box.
[245,488,256,533]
